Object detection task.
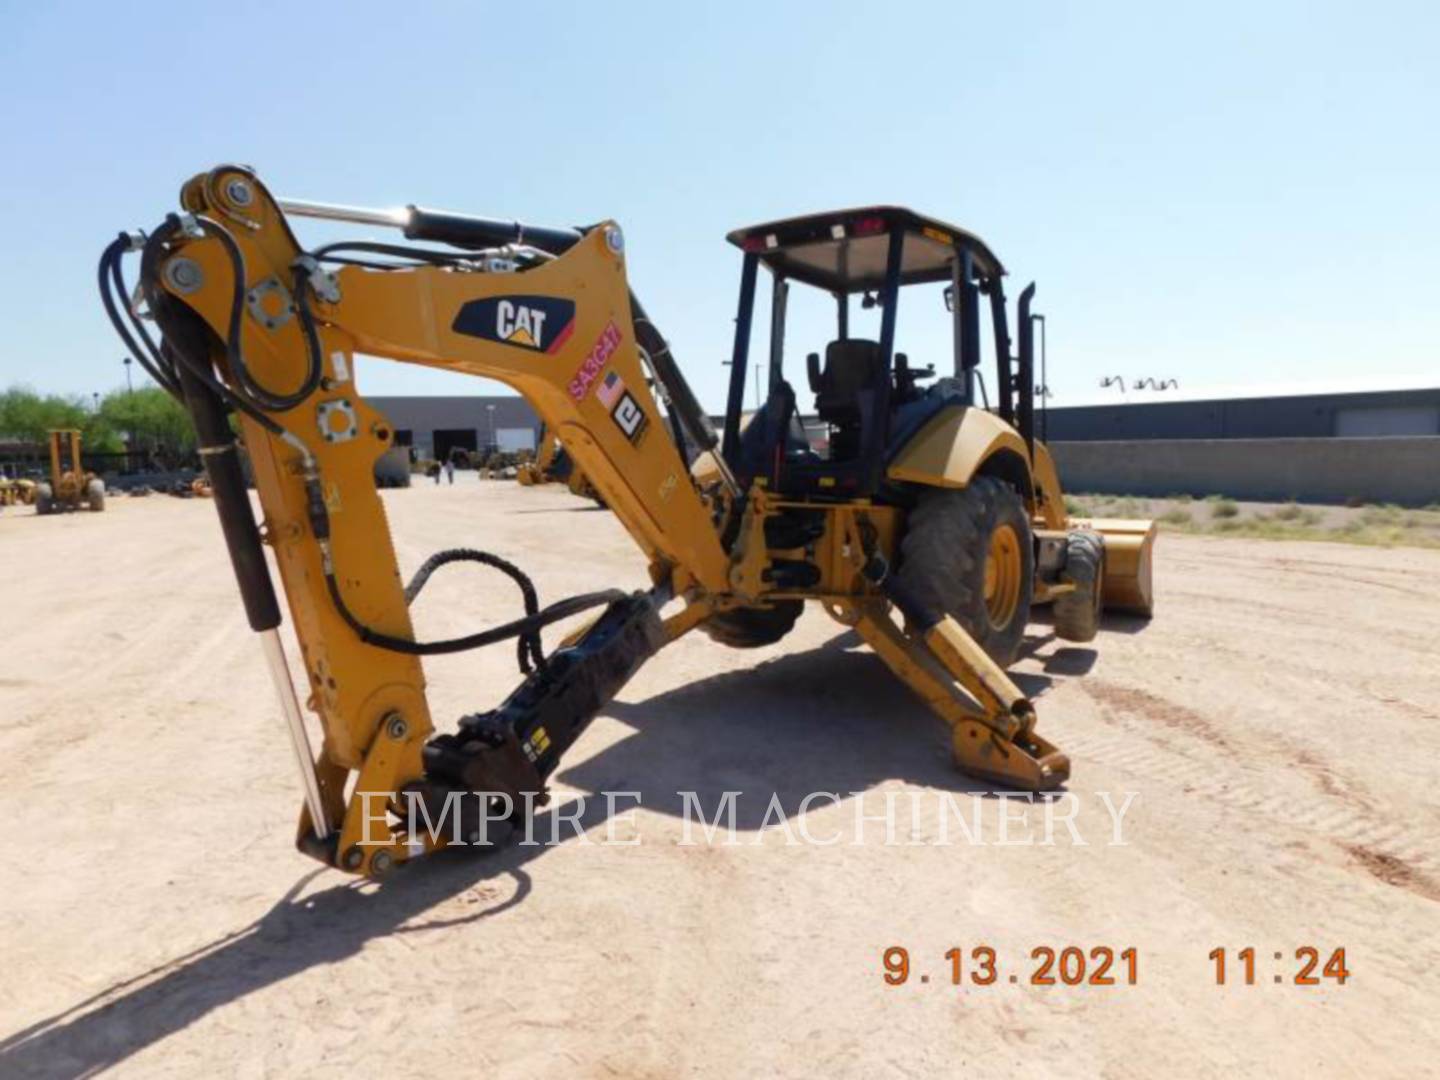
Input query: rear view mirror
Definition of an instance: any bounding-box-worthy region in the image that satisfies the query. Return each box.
[944,285,955,312]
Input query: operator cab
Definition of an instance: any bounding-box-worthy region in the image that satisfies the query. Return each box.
[721,207,1035,498]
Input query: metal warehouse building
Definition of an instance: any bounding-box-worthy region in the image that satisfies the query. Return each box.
[1040,381,1440,505]
[1042,383,1440,441]
[367,396,541,461]
[365,382,1438,503]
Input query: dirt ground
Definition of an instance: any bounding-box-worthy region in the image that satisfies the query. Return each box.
[2,475,1438,1078]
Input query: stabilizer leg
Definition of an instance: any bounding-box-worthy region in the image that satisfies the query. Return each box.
[850,603,1070,791]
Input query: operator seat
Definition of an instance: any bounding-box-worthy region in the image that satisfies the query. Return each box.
[807,339,884,425]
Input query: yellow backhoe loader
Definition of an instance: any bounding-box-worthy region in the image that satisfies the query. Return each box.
[517,425,603,504]
[100,166,1154,878]
[514,429,555,486]
[35,429,105,514]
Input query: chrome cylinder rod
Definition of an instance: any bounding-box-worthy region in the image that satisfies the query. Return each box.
[259,628,329,839]
[278,197,409,230]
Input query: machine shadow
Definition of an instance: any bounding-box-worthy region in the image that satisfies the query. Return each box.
[1099,612,1153,635]
[0,628,1089,1077]
[558,632,996,826]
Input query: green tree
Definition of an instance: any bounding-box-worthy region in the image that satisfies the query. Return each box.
[0,386,90,441]
[0,384,196,461]
[99,387,195,463]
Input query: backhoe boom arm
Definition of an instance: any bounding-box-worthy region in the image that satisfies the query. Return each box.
[133,167,729,873]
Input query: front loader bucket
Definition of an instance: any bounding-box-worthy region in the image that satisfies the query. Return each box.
[1081,518,1156,616]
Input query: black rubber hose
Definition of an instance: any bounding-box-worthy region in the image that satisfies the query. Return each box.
[97,238,182,399]
[289,262,327,407]
[404,548,546,672]
[326,571,625,659]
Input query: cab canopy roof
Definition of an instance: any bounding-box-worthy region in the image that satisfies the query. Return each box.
[725,206,1005,293]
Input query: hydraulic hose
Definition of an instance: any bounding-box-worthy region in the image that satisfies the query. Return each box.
[404,548,546,673]
[97,236,181,399]
[325,568,626,661]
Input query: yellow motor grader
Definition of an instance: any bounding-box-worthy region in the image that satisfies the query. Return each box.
[100,166,1153,878]
[35,429,105,514]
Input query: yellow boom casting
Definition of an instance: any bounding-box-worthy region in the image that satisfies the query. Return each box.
[101,166,1154,878]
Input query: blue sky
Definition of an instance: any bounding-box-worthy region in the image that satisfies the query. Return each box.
[1,1,1435,411]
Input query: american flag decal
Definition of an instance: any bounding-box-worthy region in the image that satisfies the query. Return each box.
[596,370,625,410]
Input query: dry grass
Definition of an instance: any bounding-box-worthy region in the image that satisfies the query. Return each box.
[1067,493,1440,550]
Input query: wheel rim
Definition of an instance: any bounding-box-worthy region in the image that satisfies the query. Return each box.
[984,524,1023,630]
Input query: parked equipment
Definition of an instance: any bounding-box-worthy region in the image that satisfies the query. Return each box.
[35,430,105,514]
[514,431,556,486]
[373,445,412,489]
[101,166,1154,878]
[517,426,603,504]
[0,467,37,507]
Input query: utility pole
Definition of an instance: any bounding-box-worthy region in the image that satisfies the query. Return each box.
[123,356,133,393]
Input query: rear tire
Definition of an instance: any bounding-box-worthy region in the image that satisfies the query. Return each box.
[86,478,106,512]
[701,599,804,649]
[1053,530,1104,642]
[894,476,1034,666]
[35,482,53,516]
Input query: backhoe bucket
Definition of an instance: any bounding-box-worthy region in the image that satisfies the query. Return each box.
[1080,518,1156,616]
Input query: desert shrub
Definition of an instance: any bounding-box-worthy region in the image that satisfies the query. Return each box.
[1359,504,1403,526]
[1211,499,1240,519]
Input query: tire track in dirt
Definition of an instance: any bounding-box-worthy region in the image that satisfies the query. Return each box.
[1176,547,1440,599]
[1079,680,1233,750]
[1158,587,1440,655]
[151,615,252,699]
[4,605,192,731]
[1345,845,1440,903]
[1069,681,1440,905]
